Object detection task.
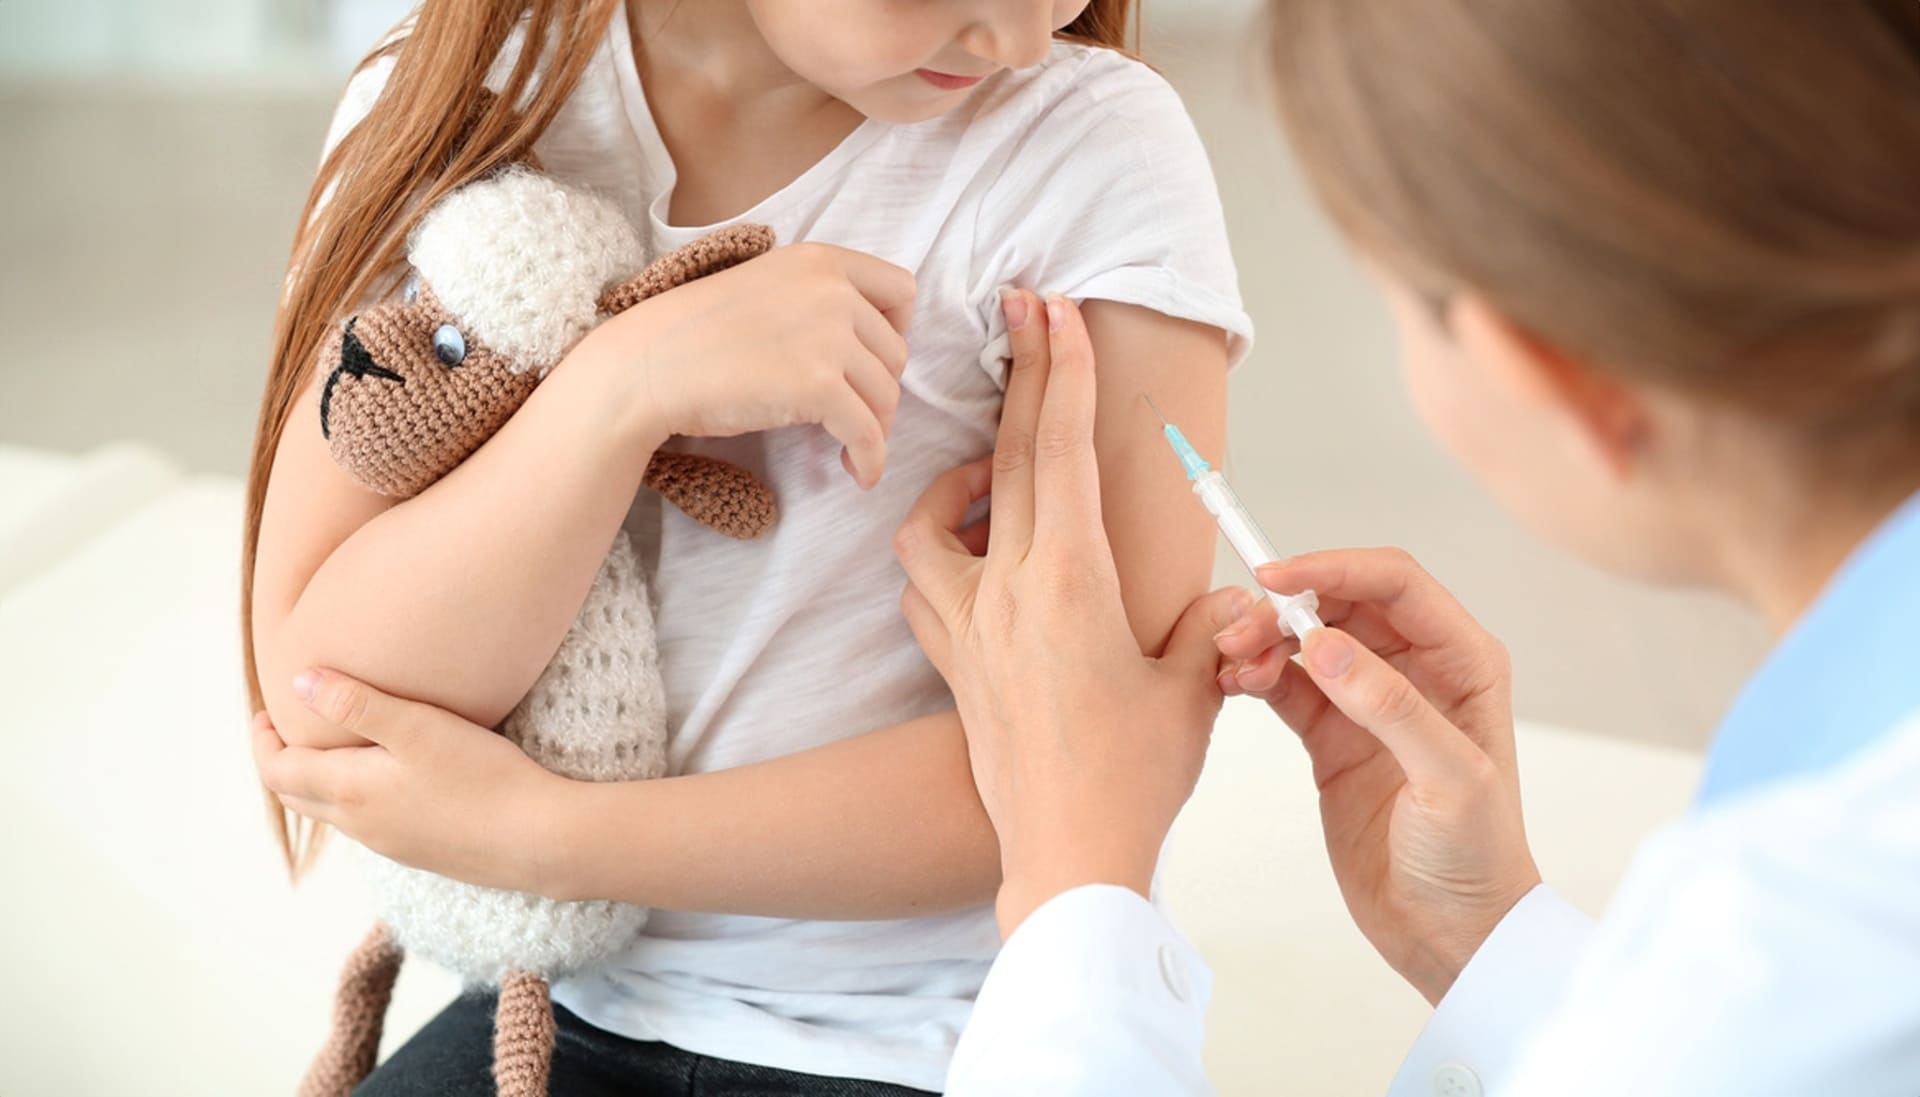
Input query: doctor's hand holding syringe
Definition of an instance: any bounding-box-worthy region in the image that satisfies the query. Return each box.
[893,288,1541,978]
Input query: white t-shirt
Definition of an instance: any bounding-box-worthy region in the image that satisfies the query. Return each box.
[321,6,1251,1089]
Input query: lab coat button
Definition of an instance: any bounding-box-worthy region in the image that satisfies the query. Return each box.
[1156,943,1191,1002]
[1432,1063,1482,1097]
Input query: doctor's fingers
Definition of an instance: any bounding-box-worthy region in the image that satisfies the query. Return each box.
[1296,628,1489,788]
[900,582,955,676]
[987,289,1049,558]
[894,459,993,624]
[1258,549,1495,656]
[1030,296,1110,555]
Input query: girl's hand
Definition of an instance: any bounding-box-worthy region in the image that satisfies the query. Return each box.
[1216,549,1542,1004]
[251,670,570,897]
[587,241,917,489]
[894,291,1248,938]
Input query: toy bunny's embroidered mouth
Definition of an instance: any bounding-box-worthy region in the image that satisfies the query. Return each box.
[320,317,404,439]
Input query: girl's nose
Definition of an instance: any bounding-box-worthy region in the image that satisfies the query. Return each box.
[957,3,1053,71]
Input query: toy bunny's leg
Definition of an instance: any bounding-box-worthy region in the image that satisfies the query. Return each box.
[493,971,557,1097]
[299,923,403,1097]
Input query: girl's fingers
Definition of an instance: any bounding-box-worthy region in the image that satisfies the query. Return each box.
[298,669,416,751]
[823,386,889,489]
[894,460,994,625]
[252,718,371,807]
[844,346,903,437]
[854,304,910,380]
[831,247,918,335]
[1296,628,1485,787]
[1258,548,1488,652]
[274,792,334,827]
[1030,296,1107,551]
[988,288,1049,558]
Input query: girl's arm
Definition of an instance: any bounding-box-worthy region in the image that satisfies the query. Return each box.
[253,339,666,753]
[546,301,1227,915]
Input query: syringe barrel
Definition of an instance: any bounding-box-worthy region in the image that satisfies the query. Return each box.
[1192,471,1281,569]
[1193,471,1323,638]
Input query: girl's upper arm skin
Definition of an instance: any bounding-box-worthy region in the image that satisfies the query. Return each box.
[1081,300,1230,655]
[250,372,395,748]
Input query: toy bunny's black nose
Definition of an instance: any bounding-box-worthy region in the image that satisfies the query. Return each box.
[320,317,404,440]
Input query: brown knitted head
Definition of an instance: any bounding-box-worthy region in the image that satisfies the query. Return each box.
[320,283,540,497]
[317,185,780,538]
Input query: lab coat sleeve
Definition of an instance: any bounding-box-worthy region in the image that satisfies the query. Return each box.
[946,884,1213,1096]
[1387,885,1595,1097]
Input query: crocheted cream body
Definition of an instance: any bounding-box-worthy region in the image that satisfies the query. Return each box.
[318,167,777,983]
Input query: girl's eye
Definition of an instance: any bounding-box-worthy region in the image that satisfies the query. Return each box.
[431,324,467,367]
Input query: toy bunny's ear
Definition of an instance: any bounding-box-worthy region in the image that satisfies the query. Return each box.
[644,453,778,540]
[598,224,776,316]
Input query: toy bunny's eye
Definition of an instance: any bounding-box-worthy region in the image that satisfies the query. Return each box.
[431,324,467,367]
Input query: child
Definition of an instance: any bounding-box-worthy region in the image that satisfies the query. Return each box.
[246,0,1249,1092]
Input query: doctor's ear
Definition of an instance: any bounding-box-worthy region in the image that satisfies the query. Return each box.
[1450,295,1651,483]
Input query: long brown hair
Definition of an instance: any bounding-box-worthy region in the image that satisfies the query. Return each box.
[1266,0,1920,457]
[248,1,1141,877]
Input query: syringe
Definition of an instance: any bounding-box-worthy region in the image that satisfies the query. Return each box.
[1147,397,1323,639]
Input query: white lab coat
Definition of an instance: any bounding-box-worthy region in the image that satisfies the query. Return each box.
[945,711,1920,1096]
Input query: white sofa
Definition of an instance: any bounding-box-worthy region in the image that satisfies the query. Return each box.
[0,443,1702,1096]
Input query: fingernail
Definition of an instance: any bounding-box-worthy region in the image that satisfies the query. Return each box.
[1304,631,1353,678]
[1217,667,1241,695]
[1046,296,1067,332]
[999,287,1029,331]
[292,670,318,704]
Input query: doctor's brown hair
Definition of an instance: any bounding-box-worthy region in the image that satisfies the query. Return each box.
[1266,0,1920,462]
[246,0,1141,877]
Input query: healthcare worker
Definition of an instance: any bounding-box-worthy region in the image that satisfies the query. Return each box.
[891,1,1920,1094]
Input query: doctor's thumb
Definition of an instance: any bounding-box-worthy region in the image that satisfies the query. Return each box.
[1300,629,1483,786]
[1165,587,1260,676]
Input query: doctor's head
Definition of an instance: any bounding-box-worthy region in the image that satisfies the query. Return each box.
[1266,0,1920,592]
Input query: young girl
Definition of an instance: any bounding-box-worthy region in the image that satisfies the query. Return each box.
[247,0,1248,1092]
[865,1,1920,1093]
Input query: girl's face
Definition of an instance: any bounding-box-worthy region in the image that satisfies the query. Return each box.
[1374,271,1712,587]
[747,0,1093,123]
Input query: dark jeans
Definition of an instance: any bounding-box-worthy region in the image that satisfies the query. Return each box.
[352,993,939,1097]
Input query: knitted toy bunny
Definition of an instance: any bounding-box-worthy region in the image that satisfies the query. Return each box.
[298,160,778,1097]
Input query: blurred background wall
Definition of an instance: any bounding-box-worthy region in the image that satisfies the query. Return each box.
[0,0,1771,750]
